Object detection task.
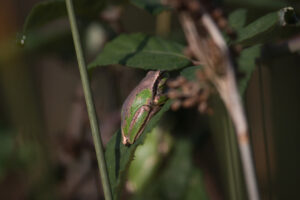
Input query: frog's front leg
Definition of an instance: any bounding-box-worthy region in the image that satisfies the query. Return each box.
[122,105,151,145]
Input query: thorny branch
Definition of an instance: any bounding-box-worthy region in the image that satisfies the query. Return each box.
[171,1,260,200]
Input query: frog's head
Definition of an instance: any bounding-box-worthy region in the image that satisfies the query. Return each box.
[153,72,169,105]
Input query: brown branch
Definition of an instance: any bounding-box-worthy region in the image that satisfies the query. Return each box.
[177,3,260,200]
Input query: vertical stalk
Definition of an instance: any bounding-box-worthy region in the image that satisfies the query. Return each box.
[156,11,171,37]
[179,11,259,200]
[65,0,112,199]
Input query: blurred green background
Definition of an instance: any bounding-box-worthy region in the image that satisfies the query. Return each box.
[0,0,300,199]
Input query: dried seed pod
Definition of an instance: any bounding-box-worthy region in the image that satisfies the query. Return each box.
[198,88,209,101]
[171,100,182,111]
[177,76,187,85]
[225,27,235,36]
[181,82,196,96]
[167,67,212,113]
[167,76,187,88]
[211,8,223,20]
[217,17,228,30]
[182,96,198,108]
[187,0,201,13]
[232,44,243,55]
[167,89,182,99]
[198,101,208,113]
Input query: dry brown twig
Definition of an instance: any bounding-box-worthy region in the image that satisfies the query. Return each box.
[168,1,260,199]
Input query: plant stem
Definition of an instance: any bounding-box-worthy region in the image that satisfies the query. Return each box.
[178,10,259,200]
[65,1,112,199]
[156,10,171,37]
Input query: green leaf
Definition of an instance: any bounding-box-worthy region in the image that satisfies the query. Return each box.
[132,140,208,200]
[130,0,171,15]
[0,130,14,180]
[237,45,262,95]
[234,7,299,46]
[23,30,74,57]
[184,169,208,200]
[158,140,194,200]
[88,33,191,71]
[127,128,161,192]
[23,0,105,32]
[104,100,172,200]
[127,127,172,192]
[228,9,248,31]
[180,66,203,81]
[224,0,287,10]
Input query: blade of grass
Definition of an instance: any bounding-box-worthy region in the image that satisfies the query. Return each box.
[65,0,112,199]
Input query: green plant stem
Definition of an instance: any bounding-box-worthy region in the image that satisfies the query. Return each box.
[65,0,112,199]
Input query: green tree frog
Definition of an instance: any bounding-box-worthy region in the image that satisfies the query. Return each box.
[121,71,168,145]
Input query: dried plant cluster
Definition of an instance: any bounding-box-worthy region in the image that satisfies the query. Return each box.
[167,72,214,114]
[167,1,242,115]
